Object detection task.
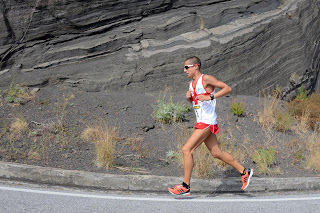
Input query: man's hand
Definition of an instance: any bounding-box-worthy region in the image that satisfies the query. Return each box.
[197,95,211,102]
[186,91,192,102]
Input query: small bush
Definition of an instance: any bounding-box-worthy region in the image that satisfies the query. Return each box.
[230,99,245,116]
[1,82,33,104]
[166,150,180,160]
[292,150,303,165]
[288,93,320,130]
[274,110,292,132]
[251,147,280,175]
[153,96,190,123]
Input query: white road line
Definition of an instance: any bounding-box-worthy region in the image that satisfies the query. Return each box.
[1,186,320,203]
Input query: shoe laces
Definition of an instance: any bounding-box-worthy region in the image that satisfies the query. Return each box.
[243,176,248,182]
[173,184,182,189]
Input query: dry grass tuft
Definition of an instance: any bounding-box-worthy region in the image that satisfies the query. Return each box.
[274,110,292,132]
[27,151,41,160]
[126,137,150,158]
[258,91,280,130]
[81,120,118,168]
[9,117,28,139]
[199,15,205,30]
[304,130,320,172]
[56,94,75,128]
[81,127,100,142]
[194,144,214,178]
[258,90,292,132]
[291,117,320,172]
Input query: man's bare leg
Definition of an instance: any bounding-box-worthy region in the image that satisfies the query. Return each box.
[181,128,212,185]
[204,133,244,173]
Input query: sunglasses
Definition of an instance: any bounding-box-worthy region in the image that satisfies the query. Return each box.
[184,64,199,70]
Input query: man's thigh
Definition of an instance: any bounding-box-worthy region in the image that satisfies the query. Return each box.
[184,128,212,152]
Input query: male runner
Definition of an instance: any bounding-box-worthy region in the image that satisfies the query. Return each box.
[168,56,253,196]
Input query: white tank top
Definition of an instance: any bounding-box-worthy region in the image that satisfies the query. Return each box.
[189,74,217,125]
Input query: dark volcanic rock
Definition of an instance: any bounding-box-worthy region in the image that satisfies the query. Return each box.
[0,0,319,98]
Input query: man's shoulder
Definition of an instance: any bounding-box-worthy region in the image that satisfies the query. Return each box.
[203,74,216,81]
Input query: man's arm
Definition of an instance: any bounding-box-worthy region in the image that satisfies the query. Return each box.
[197,74,232,101]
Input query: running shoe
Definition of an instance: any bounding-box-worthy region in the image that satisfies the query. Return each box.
[241,168,254,190]
[168,184,190,196]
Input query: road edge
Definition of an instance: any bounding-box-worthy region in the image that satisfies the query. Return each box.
[1,161,320,193]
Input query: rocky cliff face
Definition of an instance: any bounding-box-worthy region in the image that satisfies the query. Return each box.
[0,0,319,99]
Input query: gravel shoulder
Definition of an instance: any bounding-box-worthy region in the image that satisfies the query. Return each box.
[0,84,319,180]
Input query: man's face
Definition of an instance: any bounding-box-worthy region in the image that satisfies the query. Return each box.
[184,60,197,78]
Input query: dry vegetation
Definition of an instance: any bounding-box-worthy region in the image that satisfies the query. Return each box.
[172,89,320,177]
[1,82,320,178]
[81,121,118,168]
[257,89,320,174]
[1,83,154,172]
[288,93,320,130]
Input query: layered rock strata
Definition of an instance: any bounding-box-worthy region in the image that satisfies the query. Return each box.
[0,0,319,98]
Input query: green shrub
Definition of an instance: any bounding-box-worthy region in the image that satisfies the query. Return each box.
[153,96,190,123]
[1,82,30,104]
[274,110,292,132]
[251,147,280,175]
[296,85,308,100]
[166,150,180,159]
[230,100,245,116]
[292,150,303,165]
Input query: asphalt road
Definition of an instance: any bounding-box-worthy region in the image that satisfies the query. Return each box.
[1,180,320,213]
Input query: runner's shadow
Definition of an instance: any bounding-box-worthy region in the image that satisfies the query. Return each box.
[174,195,201,200]
[204,168,256,198]
[205,192,255,198]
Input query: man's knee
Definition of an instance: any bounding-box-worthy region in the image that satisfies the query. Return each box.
[211,150,222,159]
[182,146,192,155]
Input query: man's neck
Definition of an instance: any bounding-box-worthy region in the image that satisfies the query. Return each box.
[192,72,202,81]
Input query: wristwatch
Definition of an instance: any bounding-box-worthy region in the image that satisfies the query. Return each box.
[210,93,215,100]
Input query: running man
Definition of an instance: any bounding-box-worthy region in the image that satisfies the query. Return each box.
[168,56,253,196]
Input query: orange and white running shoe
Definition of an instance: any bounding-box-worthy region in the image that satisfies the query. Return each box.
[241,168,254,190]
[168,184,190,196]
